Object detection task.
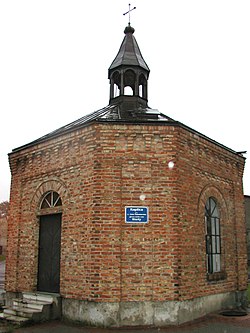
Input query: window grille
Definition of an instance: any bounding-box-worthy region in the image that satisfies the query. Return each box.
[205,197,221,274]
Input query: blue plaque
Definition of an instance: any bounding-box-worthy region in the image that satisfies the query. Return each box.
[125,206,149,223]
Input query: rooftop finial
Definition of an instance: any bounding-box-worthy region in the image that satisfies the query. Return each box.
[123,3,136,25]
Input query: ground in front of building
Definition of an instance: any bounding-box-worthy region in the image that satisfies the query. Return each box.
[0,312,248,333]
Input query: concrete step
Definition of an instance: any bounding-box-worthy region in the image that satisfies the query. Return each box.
[4,305,41,319]
[0,302,43,326]
[0,292,61,326]
[13,298,52,310]
[22,292,57,304]
[0,311,30,325]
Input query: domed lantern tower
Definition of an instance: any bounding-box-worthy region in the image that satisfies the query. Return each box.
[108,23,150,112]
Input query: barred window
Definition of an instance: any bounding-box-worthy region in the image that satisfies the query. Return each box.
[205,197,221,274]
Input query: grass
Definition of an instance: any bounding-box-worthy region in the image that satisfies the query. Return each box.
[0,255,5,262]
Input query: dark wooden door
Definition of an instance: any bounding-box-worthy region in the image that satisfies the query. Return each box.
[37,214,61,293]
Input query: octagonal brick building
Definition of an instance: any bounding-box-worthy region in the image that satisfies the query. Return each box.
[5,23,247,326]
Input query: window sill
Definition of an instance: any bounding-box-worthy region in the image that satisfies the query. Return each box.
[207,271,227,282]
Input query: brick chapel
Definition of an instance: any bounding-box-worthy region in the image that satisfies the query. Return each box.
[5,22,247,326]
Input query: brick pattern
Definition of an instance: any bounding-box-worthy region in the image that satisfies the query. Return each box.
[6,122,247,302]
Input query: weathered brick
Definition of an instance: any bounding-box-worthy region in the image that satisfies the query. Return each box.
[5,122,247,304]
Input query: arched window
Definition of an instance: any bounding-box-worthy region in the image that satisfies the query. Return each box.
[124,86,133,95]
[123,69,135,95]
[111,71,121,98]
[139,73,147,99]
[114,84,120,97]
[205,197,221,274]
[40,191,62,209]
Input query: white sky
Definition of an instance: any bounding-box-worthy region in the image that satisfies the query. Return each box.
[0,0,250,202]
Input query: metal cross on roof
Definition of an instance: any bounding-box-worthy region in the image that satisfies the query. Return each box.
[123,3,136,24]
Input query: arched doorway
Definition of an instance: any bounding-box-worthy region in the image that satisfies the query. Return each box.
[37,191,62,293]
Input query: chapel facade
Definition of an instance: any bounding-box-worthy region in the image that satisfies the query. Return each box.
[5,23,247,326]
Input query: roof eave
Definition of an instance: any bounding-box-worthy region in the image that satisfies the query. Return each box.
[9,112,244,161]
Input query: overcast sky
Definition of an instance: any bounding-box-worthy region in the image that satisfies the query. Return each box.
[0,0,250,202]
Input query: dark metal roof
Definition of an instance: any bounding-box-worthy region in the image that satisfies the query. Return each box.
[11,105,174,152]
[109,24,150,74]
[11,104,244,159]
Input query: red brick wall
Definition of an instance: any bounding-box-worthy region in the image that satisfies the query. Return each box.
[175,129,247,300]
[6,122,247,302]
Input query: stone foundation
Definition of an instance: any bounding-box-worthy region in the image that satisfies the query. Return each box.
[62,291,243,327]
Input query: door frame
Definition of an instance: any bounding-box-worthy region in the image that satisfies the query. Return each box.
[37,213,62,293]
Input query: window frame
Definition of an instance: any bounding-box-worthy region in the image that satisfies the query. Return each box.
[38,191,63,216]
[205,197,226,281]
